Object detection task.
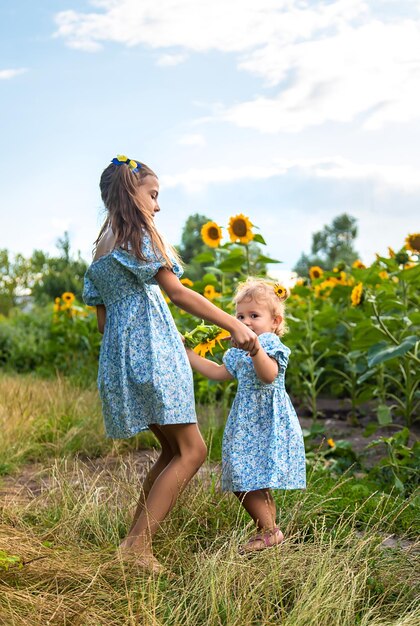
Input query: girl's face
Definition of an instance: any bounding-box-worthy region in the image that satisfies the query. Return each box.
[136,175,160,218]
[236,298,281,336]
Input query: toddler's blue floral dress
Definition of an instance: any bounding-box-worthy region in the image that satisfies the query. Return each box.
[222,332,306,492]
[83,233,197,438]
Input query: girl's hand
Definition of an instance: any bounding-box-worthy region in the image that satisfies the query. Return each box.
[230,321,257,353]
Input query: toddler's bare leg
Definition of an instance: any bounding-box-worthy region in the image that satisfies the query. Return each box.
[235,488,277,530]
[123,423,207,560]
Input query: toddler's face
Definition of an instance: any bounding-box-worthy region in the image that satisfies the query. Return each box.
[236,298,281,336]
[136,175,160,218]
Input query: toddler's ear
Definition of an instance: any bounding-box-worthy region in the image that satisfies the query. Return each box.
[272,315,282,330]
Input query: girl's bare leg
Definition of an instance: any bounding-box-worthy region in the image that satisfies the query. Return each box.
[123,423,207,561]
[235,489,283,551]
[121,425,176,547]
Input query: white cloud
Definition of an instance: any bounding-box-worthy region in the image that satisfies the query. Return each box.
[161,157,420,193]
[56,0,362,53]
[224,20,420,132]
[53,1,420,130]
[178,133,206,147]
[0,68,27,80]
[156,52,187,67]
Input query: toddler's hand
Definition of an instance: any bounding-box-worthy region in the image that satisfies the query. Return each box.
[230,323,257,353]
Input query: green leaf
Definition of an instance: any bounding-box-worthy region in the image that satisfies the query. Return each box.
[367,336,419,366]
[252,234,266,245]
[257,255,281,264]
[363,422,379,437]
[192,252,215,263]
[218,255,246,272]
[357,369,376,384]
[394,476,405,492]
[377,404,392,426]
[397,263,420,283]
[202,273,218,284]
[203,266,224,276]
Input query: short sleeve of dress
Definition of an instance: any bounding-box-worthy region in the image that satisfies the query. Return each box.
[83,274,103,306]
[223,348,238,378]
[117,233,183,283]
[259,333,290,371]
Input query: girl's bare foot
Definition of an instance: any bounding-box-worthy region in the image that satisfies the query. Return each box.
[240,527,284,554]
[117,545,164,574]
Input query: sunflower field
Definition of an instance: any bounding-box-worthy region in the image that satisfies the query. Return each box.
[0,218,419,491]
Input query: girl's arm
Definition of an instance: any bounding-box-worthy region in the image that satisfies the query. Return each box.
[186,348,233,381]
[96,305,106,334]
[156,268,257,352]
[250,337,279,384]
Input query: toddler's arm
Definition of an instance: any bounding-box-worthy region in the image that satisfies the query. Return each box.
[250,338,279,384]
[156,268,257,352]
[186,348,233,381]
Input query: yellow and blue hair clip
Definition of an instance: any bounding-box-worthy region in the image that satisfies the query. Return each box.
[112,155,142,173]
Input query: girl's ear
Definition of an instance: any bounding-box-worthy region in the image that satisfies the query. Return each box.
[272,315,282,331]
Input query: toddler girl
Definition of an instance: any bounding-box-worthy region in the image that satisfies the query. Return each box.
[186,277,306,552]
[83,156,257,572]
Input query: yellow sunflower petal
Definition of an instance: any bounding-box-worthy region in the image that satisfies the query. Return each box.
[227,214,254,244]
[352,260,366,269]
[180,278,194,287]
[61,292,75,304]
[350,283,363,307]
[405,233,420,253]
[201,221,223,248]
[309,266,323,280]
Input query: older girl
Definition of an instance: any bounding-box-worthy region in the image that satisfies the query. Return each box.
[83,156,257,573]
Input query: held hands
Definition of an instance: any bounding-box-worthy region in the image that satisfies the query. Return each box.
[229,322,258,354]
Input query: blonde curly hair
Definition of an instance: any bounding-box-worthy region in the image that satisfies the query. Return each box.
[233,277,289,337]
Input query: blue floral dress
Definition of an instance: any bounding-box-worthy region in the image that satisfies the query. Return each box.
[83,233,197,439]
[222,332,306,492]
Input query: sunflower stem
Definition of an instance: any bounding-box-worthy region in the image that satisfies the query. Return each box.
[245,244,251,275]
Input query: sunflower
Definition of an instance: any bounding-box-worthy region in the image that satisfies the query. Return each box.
[350,283,363,307]
[193,338,216,357]
[327,438,336,448]
[61,292,75,308]
[395,251,410,265]
[201,221,223,248]
[180,278,194,287]
[309,266,323,280]
[378,270,388,280]
[352,260,366,269]
[405,233,420,253]
[274,284,288,300]
[203,285,221,300]
[227,214,254,244]
[215,328,231,348]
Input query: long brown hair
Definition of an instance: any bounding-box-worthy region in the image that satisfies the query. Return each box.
[95,160,181,268]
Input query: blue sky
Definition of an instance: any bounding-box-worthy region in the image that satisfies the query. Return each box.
[1,0,419,278]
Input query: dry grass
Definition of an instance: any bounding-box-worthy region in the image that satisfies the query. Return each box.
[0,457,419,626]
[0,373,419,625]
